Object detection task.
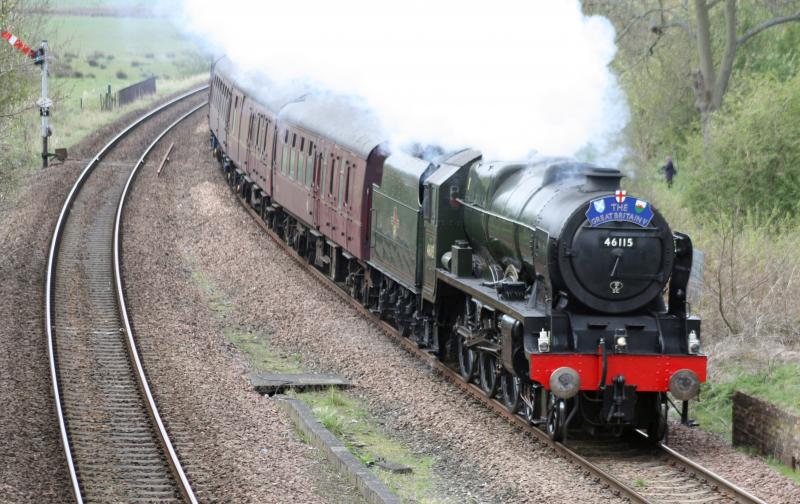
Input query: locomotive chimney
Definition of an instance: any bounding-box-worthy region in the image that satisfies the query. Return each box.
[582,167,622,192]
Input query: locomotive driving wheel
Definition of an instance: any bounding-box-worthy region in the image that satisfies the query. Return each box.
[546,397,567,442]
[478,351,499,397]
[500,371,522,413]
[646,395,669,446]
[457,331,476,382]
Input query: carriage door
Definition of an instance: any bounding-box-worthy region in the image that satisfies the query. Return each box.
[259,118,272,196]
[244,108,257,179]
[312,143,324,228]
[229,90,245,164]
[247,112,267,190]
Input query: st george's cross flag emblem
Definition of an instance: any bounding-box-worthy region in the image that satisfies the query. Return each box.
[615,189,627,203]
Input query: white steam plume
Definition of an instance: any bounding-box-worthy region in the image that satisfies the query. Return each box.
[173,0,627,162]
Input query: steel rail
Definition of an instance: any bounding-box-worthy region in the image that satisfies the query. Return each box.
[113,102,207,504]
[224,171,766,504]
[45,86,206,503]
[658,442,767,504]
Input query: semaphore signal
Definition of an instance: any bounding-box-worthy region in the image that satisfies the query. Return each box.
[1,31,65,167]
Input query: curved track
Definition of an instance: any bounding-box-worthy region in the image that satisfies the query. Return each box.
[45,89,206,503]
[220,160,768,504]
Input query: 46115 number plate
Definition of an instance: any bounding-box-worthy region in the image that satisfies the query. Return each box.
[601,237,636,248]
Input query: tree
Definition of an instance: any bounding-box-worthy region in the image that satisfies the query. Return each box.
[692,0,800,115]
[0,0,46,202]
[588,0,800,118]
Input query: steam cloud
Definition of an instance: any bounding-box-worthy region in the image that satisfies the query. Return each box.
[173,0,627,162]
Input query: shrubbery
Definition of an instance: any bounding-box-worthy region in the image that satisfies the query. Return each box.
[683,73,800,218]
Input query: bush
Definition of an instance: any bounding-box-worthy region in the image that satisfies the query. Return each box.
[87,59,98,67]
[116,70,128,79]
[683,73,800,218]
[693,211,800,355]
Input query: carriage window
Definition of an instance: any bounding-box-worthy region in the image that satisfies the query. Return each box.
[338,160,346,208]
[292,133,297,148]
[290,148,297,179]
[344,163,351,204]
[263,120,270,157]
[232,96,238,130]
[322,155,328,194]
[259,116,265,150]
[329,156,336,196]
[254,116,259,148]
[298,148,305,182]
[300,137,305,152]
[281,137,289,175]
[306,149,314,187]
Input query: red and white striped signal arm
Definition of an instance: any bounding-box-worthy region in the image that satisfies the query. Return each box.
[1,30,36,59]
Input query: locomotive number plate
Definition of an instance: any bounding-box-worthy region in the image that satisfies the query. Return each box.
[601,237,636,248]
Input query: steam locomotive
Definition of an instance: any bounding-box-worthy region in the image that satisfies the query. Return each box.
[207,58,707,442]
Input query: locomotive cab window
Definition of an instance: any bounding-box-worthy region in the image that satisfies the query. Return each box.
[422,185,432,222]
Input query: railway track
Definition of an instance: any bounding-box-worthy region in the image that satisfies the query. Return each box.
[45,89,206,503]
[222,164,769,504]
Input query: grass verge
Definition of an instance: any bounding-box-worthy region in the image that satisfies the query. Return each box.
[692,362,800,440]
[189,261,304,374]
[296,387,444,504]
[189,260,445,501]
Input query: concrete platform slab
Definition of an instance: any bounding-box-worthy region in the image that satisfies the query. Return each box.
[251,372,351,395]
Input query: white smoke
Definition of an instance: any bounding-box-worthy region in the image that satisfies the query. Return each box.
[172,0,627,162]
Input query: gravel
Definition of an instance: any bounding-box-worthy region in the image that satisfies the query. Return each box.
[139,113,629,503]
[0,91,203,503]
[121,113,364,503]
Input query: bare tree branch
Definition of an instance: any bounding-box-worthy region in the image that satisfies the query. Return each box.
[615,7,669,43]
[0,102,35,119]
[737,11,800,49]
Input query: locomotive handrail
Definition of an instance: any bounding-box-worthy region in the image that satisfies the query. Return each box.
[455,197,543,235]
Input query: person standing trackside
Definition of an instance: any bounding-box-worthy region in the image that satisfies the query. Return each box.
[661,156,677,189]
